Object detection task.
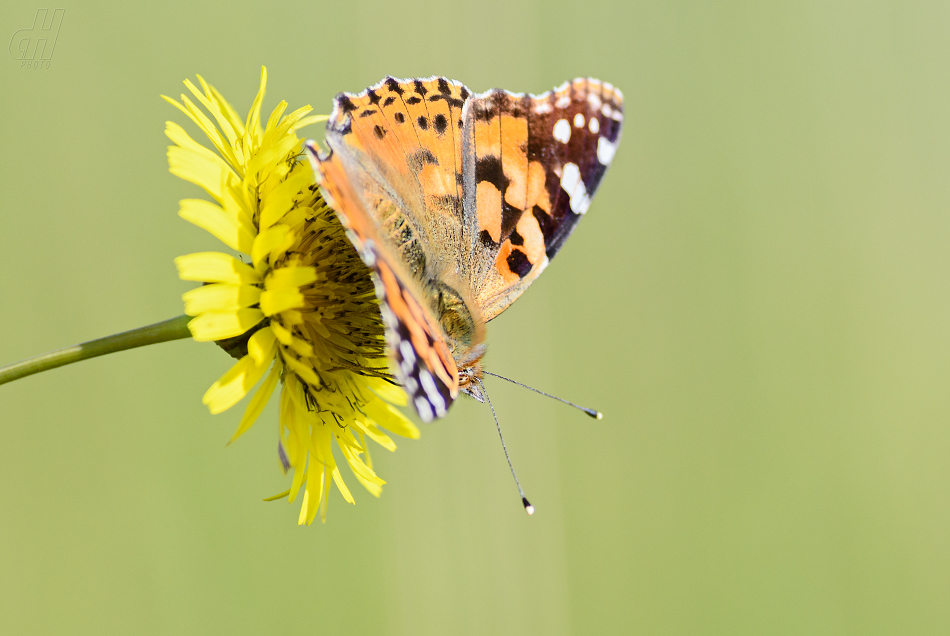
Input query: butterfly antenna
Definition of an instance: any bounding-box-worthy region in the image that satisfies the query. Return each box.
[476,377,534,516]
[482,371,603,419]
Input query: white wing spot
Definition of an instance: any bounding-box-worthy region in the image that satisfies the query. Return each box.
[361,240,377,266]
[587,92,602,110]
[573,113,585,128]
[553,119,571,144]
[556,94,571,108]
[589,117,599,133]
[560,162,580,195]
[534,101,553,114]
[414,396,434,422]
[399,340,416,365]
[560,162,591,215]
[419,368,446,417]
[597,137,617,165]
[602,104,613,118]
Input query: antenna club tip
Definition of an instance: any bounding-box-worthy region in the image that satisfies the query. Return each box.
[596,412,603,420]
[586,410,603,419]
[522,498,535,515]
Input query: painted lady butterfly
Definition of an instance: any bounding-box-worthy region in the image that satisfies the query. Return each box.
[306,77,623,423]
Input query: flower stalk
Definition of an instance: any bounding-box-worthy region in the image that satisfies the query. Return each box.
[0,315,192,386]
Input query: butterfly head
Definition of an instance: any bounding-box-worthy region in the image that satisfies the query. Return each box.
[457,362,485,403]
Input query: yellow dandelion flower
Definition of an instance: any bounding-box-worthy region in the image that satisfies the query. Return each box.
[164,68,418,524]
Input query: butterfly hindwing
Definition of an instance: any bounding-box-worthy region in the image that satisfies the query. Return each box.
[367,242,458,422]
[464,78,624,321]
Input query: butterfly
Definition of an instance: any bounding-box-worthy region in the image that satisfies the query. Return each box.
[306,76,622,422]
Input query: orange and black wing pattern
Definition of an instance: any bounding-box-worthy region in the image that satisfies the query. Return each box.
[462,78,624,321]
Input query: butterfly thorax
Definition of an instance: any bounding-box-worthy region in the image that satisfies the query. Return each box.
[428,276,487,402]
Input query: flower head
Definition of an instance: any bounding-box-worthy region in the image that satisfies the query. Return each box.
[164,68,417,524]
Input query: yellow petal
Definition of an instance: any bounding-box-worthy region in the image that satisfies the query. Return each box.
[179,199,255,254]
[336,436,385,485]
[176,252,260,284]
[365,376,409,406]
[364,399,420,440]
[182,283,261,315]
[178,92,240,170]
[204,78,246,137]
[183,79,240,158]
[229,358,281,443]
[258,168,312,230]
[265,266,317,291]
[187,309,264,341]
[270,321,314,358]
[164,121,237,201]
[265,99,289,132]
[263,489,290,502]
[251,224,293,269]
[331,466,355,504]
[354,419,397,452]
[202,339,277,414]
[247,326,277,365]
[282,354,322,388]
[289,114,328,133]
[260,288,304,316]
[245,67,267,144]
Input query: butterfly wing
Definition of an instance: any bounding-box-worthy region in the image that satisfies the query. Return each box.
[305,76,477,421]
[462,79,624,321]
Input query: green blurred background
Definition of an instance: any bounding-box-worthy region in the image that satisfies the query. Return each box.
[2,1,950,634]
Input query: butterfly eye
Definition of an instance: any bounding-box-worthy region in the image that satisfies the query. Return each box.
[458,374,470,387]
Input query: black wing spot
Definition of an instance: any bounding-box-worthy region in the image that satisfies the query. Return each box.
[501,202,522,240]
[509,229,524,246]
[479,229,498,249]
[532,205,558,242]
[473,102,494,121]
[385,77,404,95]
[406,96,422,105]
[407,149,438,173]
[394,111,406,124]
[438,78,451,95]
[384,95,396,107]
[434,113,448,134]
[374,125,387,139]
[506,250,532,278]
[460,87,470,100]
[475,155,509,192]
[417,116,429,130]
[338,95,358,113]
[359,109,377,118]
[367,89,381,105]
[414,80,428,96]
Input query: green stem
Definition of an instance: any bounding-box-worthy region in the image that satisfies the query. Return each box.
[0,315,192,387]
